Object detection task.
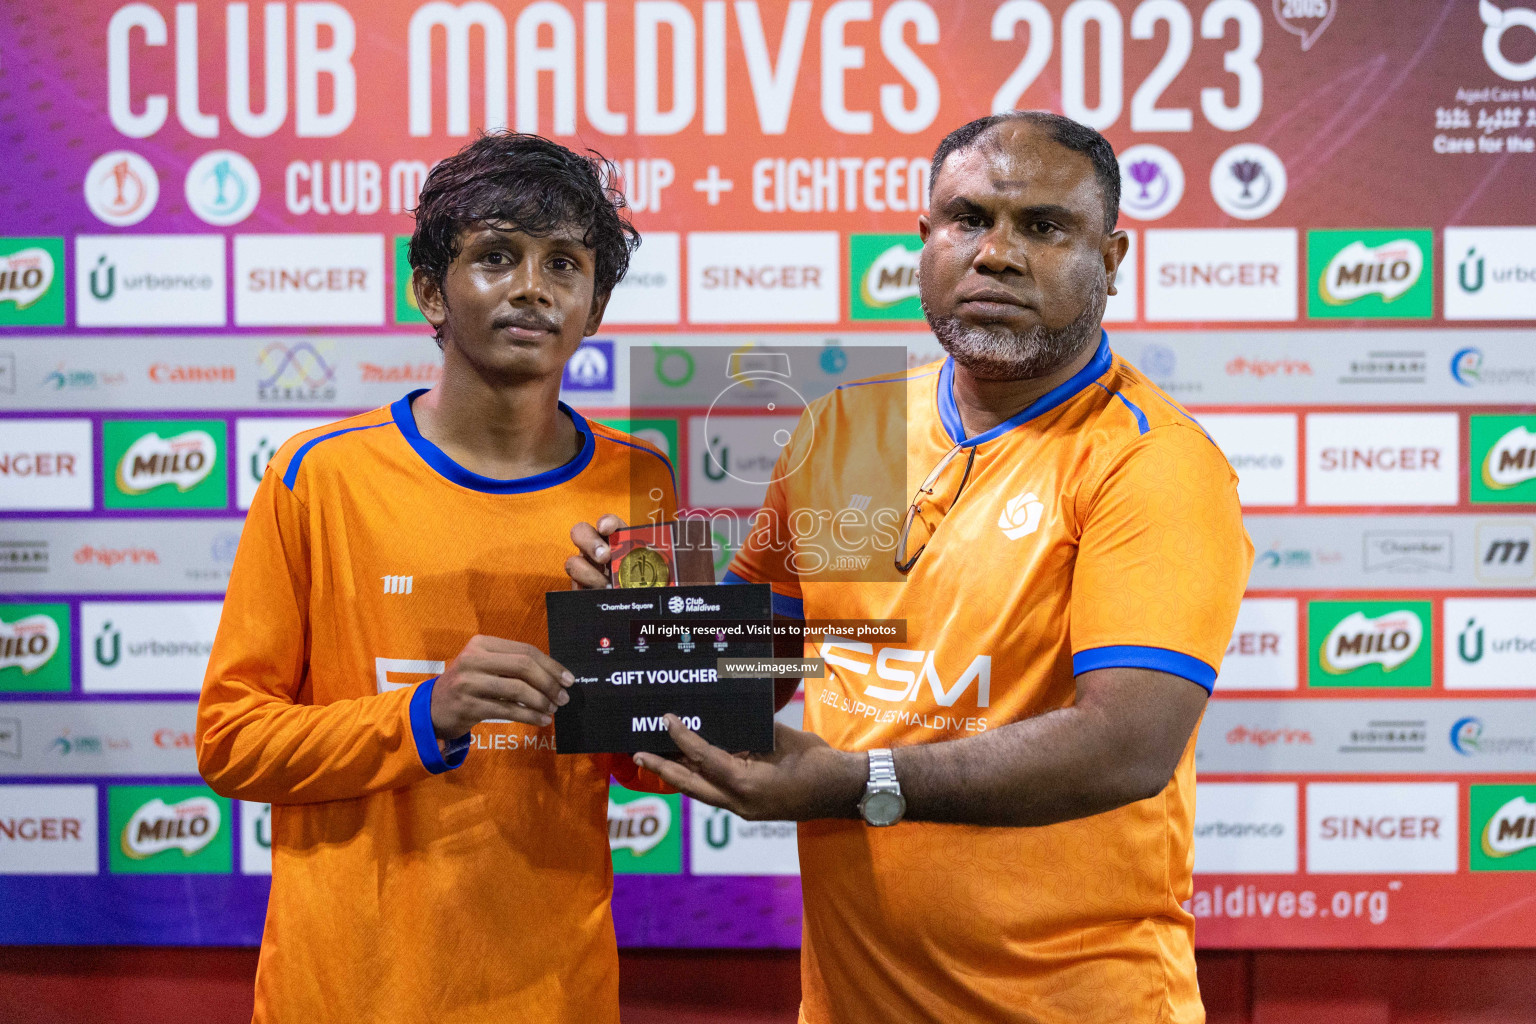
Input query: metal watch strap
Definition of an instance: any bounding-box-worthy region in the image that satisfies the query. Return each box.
[867,748,898,786]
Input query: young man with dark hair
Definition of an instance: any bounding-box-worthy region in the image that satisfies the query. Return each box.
[198,132,673,1023]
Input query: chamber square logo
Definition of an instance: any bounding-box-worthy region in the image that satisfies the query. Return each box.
[608,784,681,875]
[102,419,228,510]
[1307,230,1434,319]
[1471,785,1536,872]
[392,235,427,324]
[1471,415,1536,504]
[0,602,70,693]
[108,785,232,874]
[1308,600,1432,688]
[0,238,66,326]
[849,234,923,321]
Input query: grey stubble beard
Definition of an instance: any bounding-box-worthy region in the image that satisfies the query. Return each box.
[923,275,1109,382]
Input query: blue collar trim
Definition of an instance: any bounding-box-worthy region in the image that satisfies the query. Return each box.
[937,330,1113,446]
[390,389,596,494]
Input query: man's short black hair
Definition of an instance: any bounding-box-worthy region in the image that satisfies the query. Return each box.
[929,111,1120,232]
[409,131,639,330]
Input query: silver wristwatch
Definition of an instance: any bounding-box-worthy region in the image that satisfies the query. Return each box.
[857,749,906,827]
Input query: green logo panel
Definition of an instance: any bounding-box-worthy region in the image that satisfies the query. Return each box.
[1470,414,1536,504]
[599,418,679,465]
[1307,229,1434,319]
[1307,600,1433,688]
[1471,785,1536,872]
[0,602,71,693]
[0,237,66,326]
[394,235,427,324]
[609,785,682,875]
[849,234,923,321]
[109,785,232,874]
[102,419,228,510]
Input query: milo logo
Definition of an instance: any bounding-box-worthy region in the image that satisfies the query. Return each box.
[608,795,671,856]
[121,796,221,859]
[1321,609,1423,673]
[860,243,920,309]
[1320,239,1424,305]
[0,247,55,309]
[117,430,217,494]
[1483,425,1536,490]
[0,612,61,674]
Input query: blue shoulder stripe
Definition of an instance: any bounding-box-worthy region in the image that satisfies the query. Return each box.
[1092,382,1149,436]
[596,433,678,494]
[1072,645,1216,693]
[283,422,390,490]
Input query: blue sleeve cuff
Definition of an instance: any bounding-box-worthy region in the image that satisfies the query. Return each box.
[1072,645,1217,693]
[722,570,805,619]
[409,676,470,774]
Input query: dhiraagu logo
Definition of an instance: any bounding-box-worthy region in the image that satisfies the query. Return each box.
[1307,230,1433,319]
[109,785,232,874]
[0,603,70,693]
[609,784,681,874]
[1471,785,1536,871]
[0,238,65,326]
[850,234,923,321]
[1471,415,1536,503]
[1308,600,1432,687]
[103,419,228,510]
[393,235,427,324]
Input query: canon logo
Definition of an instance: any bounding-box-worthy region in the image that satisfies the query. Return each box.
[149,363,235,383]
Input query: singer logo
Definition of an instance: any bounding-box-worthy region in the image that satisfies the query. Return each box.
[997,492,1045,540]
[120,797,220,860]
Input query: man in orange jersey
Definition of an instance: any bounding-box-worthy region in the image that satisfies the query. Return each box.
[570,112,1253,1023]
[198,133,673,1023]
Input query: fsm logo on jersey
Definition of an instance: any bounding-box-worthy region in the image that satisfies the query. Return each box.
[109,786,231,874]
[1471,415,1536,503]
[1307,230,1434,319]
[561,340,614,392]
[1308,601,1432,688]
[0,238,65,326]
[0,603,70,694]
[102,419,228,510]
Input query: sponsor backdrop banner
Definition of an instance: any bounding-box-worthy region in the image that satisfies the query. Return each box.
[1,0,1533,949]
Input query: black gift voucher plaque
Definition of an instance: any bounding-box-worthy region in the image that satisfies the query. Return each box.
[546,583,776,754]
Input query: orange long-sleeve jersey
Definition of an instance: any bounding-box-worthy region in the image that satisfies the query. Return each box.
[197,391,674,1023]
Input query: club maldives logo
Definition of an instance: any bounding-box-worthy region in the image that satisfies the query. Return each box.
[1471,786,1536,871]
[185,151,260,226]
[109,786,232,874]
[1117,145,1184,221]
[1472,416,1536,503]
[0,604,69,693]
[103,420,228,510]
[608,787,682,874]
[850,235,923,320]
[0,239,65,326]
[1309,601,1432,688]
[1308,230,1434,319]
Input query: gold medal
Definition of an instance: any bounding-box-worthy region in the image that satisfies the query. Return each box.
[617,546,671,588]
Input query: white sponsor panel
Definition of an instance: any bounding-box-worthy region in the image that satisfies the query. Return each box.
[688,414,800,509]
[688,232,839,324]
[689,803,800,876]
[0,784,99,875]
[80,601,222,694]
[1218,598,1299,691]
[239,801,272,875]
[1202,413,1299,507]
[1305,413,1459,506]
[1477,520,1536,581]
[75,235,226,327]
[1144,229,1299,322]
[1446,227,1536,320]
[0,419,94,511]
[1194,783,1298,873]
[235,417,334,509]
[605,231,680,325]
[1102,230,1137,324]
[234,234,385,326]
[1445,598,1536,689]
[1306,782,1458,874]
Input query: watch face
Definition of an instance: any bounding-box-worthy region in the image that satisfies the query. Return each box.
[862,790,905,827]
